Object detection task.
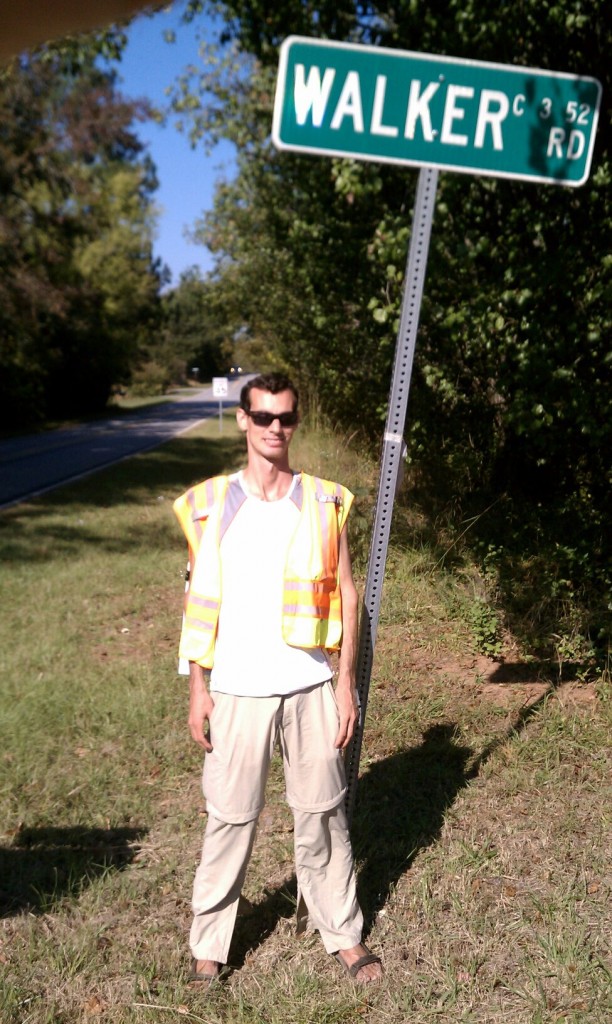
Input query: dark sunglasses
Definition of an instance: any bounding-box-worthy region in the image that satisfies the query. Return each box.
[245,410,299,428]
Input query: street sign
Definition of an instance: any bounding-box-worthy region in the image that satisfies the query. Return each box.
[273,37,601,186]
[212,377,228,398]
[272,37,602,820]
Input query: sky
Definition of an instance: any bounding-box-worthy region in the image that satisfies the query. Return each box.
[117,2,236,286]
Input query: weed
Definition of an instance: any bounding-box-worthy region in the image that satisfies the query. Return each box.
[468,597,503,658]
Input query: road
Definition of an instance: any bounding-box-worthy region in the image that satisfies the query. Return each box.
[0,378,247,510]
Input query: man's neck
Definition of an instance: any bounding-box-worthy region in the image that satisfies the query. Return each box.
[241,460,295,502]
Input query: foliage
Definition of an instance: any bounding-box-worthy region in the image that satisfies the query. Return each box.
[171,0,611,666]
[158,267,230,382]
[128,358,173,396]
[467,598,504,659]
[0,37,163,426]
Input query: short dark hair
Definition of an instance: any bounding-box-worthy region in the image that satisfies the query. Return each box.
[240,372,299,413]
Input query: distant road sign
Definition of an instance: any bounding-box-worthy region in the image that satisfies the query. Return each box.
[212,376,228,398]
[273,37,601,186]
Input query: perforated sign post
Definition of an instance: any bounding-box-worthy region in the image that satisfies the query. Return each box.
[272,37,602,822]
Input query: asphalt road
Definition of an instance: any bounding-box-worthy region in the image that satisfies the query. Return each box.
[0,378,247,510]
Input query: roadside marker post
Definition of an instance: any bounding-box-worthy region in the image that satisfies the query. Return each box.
[212,376,229,432]
[272,36,602,823]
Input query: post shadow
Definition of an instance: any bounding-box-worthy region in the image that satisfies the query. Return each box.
[350,722,473,923]
[0,824,148,916]
[227,679,557,961]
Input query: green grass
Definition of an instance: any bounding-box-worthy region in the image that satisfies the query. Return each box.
[0,413,610,1023]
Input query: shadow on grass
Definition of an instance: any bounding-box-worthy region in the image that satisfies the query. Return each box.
[26,433,245,510]
[227,683,557,963]
[230,883,299,971]
[0,434,246,564]
[352,723,473,925]
[488,660,586,684]
[0,825,148,917]
[353,682,558,929]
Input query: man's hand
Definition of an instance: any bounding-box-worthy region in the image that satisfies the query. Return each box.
[188,663,214,752]
[334,680,359,749]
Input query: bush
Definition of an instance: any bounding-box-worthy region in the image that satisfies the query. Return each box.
[129,360,171,397]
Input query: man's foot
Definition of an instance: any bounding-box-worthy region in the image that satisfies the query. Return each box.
[189,957,222,987]
[333,943,383,984]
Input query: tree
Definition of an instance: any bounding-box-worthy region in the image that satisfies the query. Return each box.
[158,268,229,385]
[0,34,163,424]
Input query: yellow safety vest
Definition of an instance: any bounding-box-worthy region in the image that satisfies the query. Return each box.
[173,473,354,668]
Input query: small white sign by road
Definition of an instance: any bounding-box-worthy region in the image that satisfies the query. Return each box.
[212,377,229,398]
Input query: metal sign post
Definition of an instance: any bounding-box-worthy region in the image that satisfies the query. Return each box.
[344,166,438,823]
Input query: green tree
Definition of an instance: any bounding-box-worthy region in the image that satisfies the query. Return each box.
[0,35,163,425]
[158,268,230,385]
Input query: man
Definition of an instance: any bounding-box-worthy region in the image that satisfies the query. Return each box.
[173,372,382,986]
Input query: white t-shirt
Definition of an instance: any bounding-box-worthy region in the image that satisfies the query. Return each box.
[209,473,332,696]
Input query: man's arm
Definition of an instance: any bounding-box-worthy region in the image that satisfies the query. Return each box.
[334,527,360,750]
[183,541,215,751]
[188,661,215,752]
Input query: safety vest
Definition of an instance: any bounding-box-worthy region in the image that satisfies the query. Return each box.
[173,473,354,668]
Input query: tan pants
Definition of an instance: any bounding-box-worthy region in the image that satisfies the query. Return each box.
[190,682,364,962]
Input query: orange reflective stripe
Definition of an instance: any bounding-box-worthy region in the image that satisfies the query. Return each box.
[284,580,331,594]
[313,476,344,578]
[283,581,330,617]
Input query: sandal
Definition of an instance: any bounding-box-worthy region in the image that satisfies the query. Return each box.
[188,957,222,987]
[333,945,383,983]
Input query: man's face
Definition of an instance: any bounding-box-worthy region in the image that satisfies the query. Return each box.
[237,388,299,463]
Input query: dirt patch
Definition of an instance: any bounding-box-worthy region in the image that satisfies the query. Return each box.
[89,584,178,665]
[376,629,597,711]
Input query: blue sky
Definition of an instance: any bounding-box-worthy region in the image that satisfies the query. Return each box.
[118,2,236,286]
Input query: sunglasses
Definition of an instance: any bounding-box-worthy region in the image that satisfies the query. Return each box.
[245,410,299,428]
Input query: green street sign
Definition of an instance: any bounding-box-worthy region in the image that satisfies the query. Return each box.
[273,37,602,186]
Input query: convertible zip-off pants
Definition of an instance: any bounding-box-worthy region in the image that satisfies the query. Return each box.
[189,680,364,964]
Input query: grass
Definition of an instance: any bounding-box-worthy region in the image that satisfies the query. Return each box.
[1,412,610,1023]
